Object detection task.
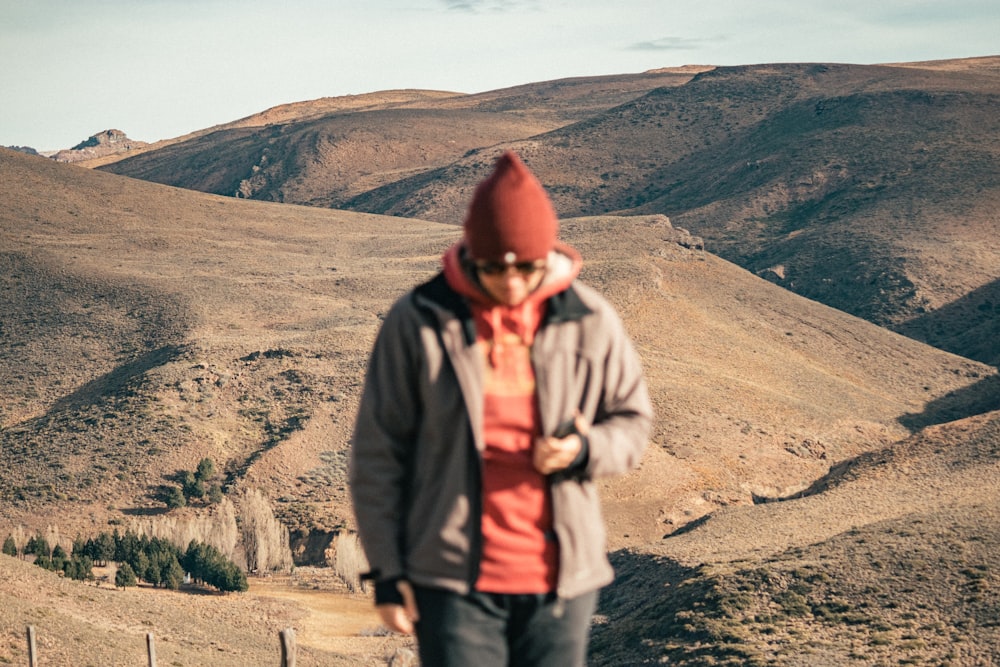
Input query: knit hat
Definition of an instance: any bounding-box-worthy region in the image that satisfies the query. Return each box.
[463,151,558,262]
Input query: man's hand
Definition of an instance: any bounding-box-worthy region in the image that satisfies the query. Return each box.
[376,580,419,634]
[533,414,589,475]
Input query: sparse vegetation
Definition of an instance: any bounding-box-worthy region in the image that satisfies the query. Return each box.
[237,488,293,574]
[594,484,1000,665]
[114,561,137,589]
[163,456,224,509]
[2,57,1000,665]
[69,529,249,593]
[331,532,369,593]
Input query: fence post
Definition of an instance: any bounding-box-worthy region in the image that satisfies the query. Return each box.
[147,632,157,667]
[26,625,38,667]
[279,627,296,667]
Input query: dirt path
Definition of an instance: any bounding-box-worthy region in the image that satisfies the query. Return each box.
[248,576,414,660]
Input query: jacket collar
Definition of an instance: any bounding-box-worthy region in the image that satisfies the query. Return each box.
[414,272,592,346]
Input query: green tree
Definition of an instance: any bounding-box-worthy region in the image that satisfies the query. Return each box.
[217,561,249,593]
[160,554,185,590]
[51,544,68,571]
[207,483,224,504]
[165,485,187,509]
[115,530,142,565]
[115,562,137,589]
[132,551,150,583]
[64,554,93,581]
[182,471,205,500]
[82,536,98,562]
[71,535,86,559]
[2,535,16,557]
[182,541,209,585]
[95,532,115,566]
[26,534,50,558]
[196,457,216,481]
[144,555,162,587]
[180,540,247,593]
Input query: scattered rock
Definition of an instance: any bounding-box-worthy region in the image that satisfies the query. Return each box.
[51,129,147,163]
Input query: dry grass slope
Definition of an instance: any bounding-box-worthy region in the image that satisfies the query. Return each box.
[99,58,1000,364]
[0,555,398,666]
[2,53,1000,662]
[594,409,1000,665]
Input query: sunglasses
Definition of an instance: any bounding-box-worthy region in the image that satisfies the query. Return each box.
[474,259,548,277]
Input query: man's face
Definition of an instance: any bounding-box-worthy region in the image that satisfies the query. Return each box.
[475,259,547,306]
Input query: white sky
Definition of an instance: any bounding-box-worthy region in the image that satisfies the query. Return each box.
[2,0,998,151]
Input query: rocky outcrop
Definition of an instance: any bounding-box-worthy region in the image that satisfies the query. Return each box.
[644,214,705,252]
[4,145,39,156]
[52,129,147,163]
[288,528,336,566]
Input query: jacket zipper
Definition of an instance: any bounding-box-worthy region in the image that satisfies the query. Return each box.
[467,422,484,591]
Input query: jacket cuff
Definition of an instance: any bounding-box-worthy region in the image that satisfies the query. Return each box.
[568,433,590,471]
[374,577,406,605]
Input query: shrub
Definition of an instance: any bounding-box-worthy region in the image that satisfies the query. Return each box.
[164,485,187,509]
[207,483,224,504]
[25,534,50,558]
[115,562,137,589]
[196,457,216,481]
[2,535,16,557]
[64,554,93,581]
[333,532,369,593]
[181,471,204,500]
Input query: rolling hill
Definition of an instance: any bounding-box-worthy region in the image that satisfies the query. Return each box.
[4,146,995,543]
[97,57,1000,367]
[593,408,1000,665]
[2,56,1000,665]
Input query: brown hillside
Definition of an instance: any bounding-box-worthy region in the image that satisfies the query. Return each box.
[594,408,1000,665]
[95,70,694,206]
[98,108,557,207]
[3,147,994,541]
[3,147,999,663]
[0,554,369,665]
[344,59,1000,366]
[76,89,464,169]
[95,58,1000,367]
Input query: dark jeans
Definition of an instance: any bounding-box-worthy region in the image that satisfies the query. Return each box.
[412,586,599,666]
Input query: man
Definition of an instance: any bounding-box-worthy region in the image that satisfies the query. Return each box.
[350,151,653,666]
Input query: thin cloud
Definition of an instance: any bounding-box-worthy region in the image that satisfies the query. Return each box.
[442,0,535,11]
[842,0,999,27]
[628,36,716,51]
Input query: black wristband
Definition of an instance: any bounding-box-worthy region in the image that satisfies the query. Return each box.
[374,577,406,605]
[568,433,590,471]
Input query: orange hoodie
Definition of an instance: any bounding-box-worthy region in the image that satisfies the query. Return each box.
[442,241,582,593]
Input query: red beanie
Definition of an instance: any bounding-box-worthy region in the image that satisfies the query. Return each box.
[463,151,558,262]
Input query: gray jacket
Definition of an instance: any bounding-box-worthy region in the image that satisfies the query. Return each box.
[349,272,653,599]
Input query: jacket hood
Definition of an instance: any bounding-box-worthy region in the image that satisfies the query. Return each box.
[441,240,582,307]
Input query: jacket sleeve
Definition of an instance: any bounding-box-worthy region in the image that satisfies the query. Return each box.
[349,295,423,583]
[581,301,653,479]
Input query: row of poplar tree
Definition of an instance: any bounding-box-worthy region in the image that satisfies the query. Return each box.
[3,529,248,593]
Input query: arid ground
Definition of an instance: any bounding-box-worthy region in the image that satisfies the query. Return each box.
[2,55,999,665]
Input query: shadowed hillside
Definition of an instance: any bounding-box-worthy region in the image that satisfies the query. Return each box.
[0,553,365,665]
[345,60,1000,364]
[96,70,695,207]
[4,147,994,542]
[95,58,1000,364]
[3,136,1000,664]
[594,408,1000,665]
[898,277,1000,367]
